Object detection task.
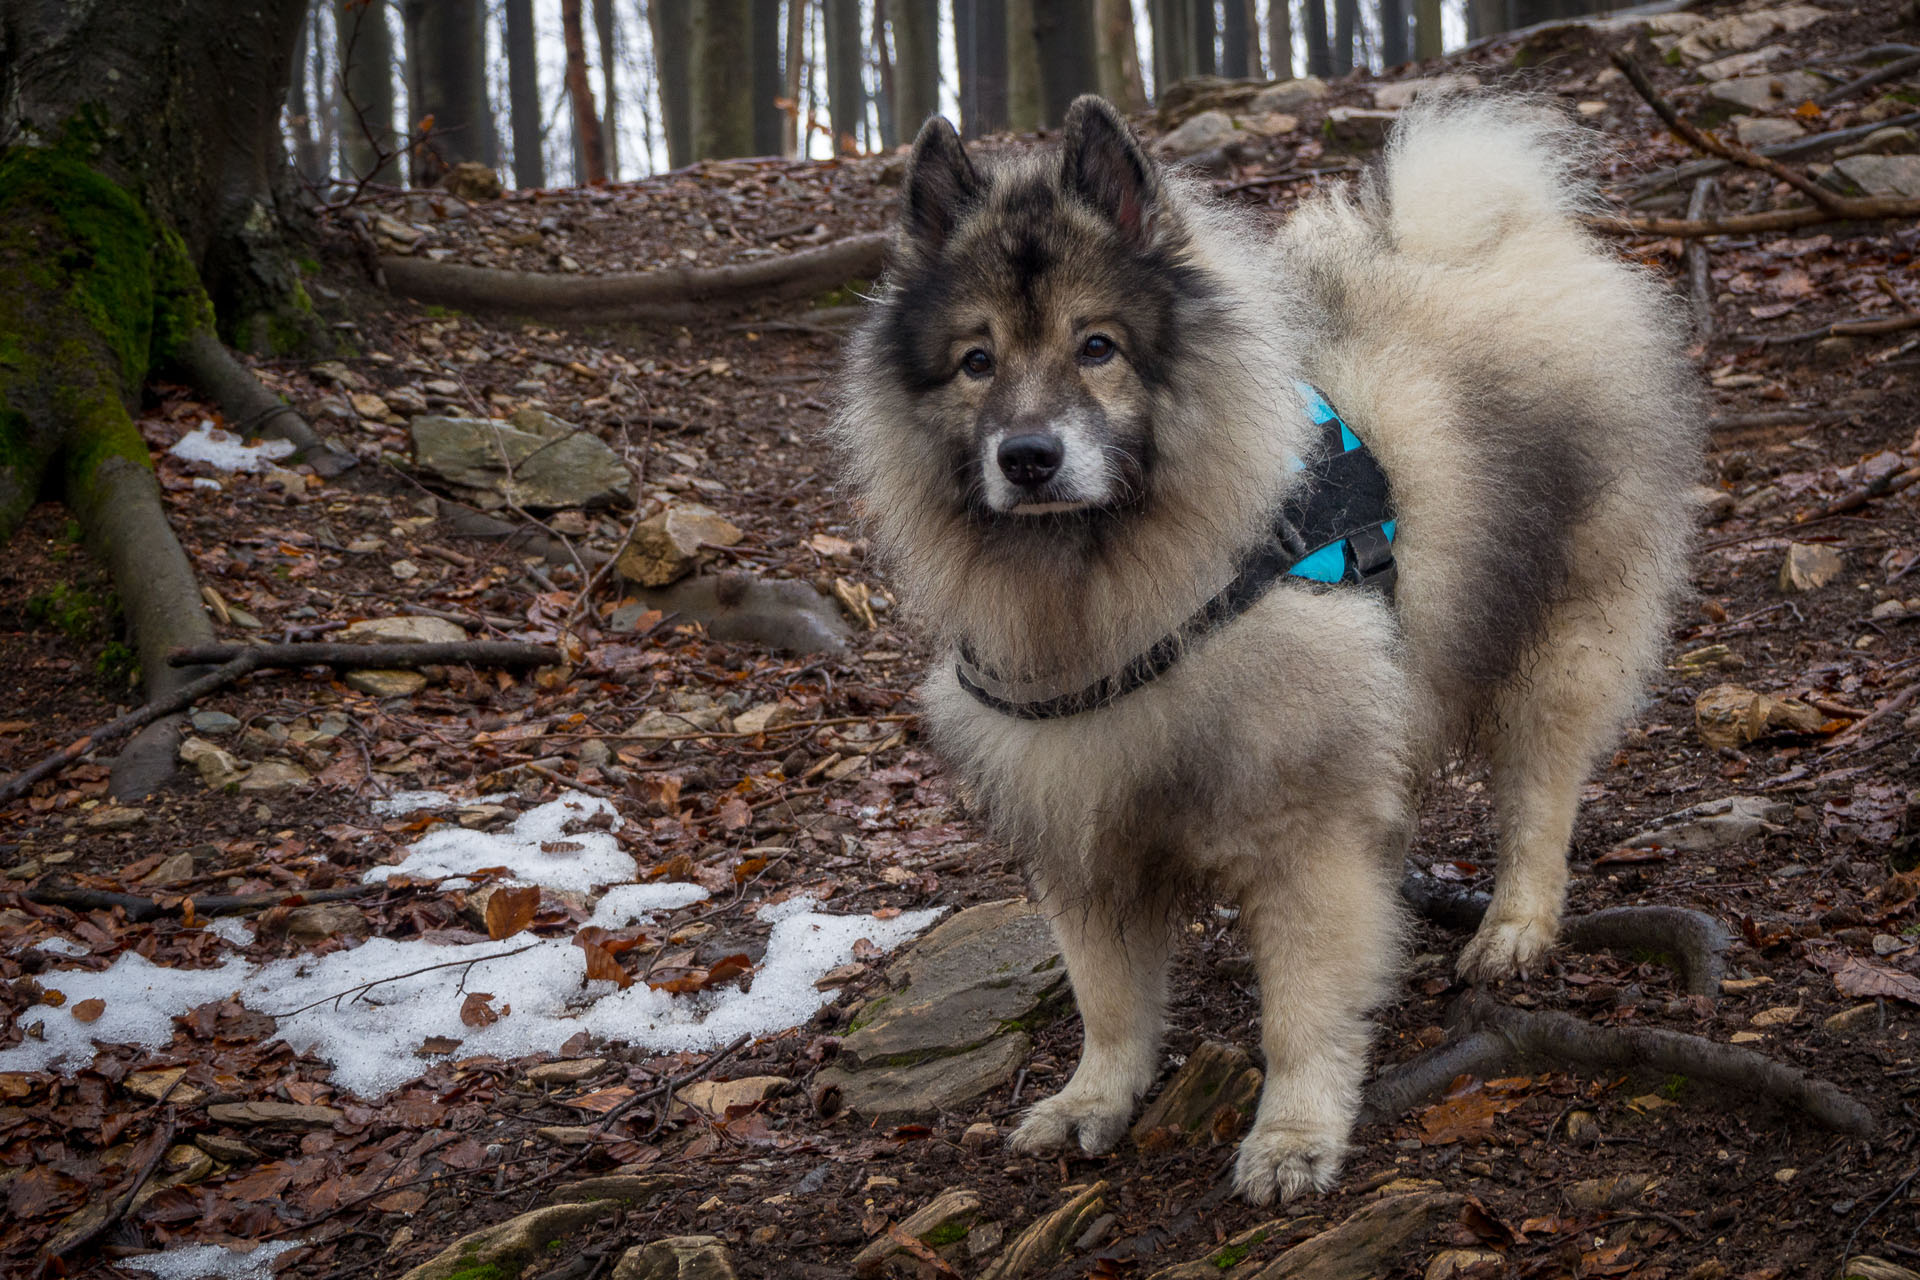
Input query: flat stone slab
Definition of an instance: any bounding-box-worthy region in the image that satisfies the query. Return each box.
[1832,154,1920,198]
[1625,796,1788,852]
[1253,1192,1464,1279]
[402,1200,622,1280]
[821,1032,1031,1124]
[840,898,1065,1068]
[1708,71,1830,113]
[1131,1040,1264,1148]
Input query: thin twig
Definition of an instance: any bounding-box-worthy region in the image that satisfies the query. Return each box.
[1736,313,1920,348]
[1686,177,1717,340]
[167,640,561,669]
[1817,51,1920,106]
[264,941,543,1018]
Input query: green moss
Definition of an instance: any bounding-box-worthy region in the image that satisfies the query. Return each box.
[26,582,107,640]
[151,225,216,365]
[1659,1074,1688,1100]
[922,1220,972,1247]
[96,638,137,686]
[1211,1227,1268,1269]
[423,303,456,319]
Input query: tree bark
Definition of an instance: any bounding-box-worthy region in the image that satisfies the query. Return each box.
[1034,0,1099,125]
[1221,0,1257,78]
[593,0,621,177]
[1414,0,1442,59]
[404,0,491,183]
[691,0,757,158]
[0,0,328,798]
[1005,0,1044,130]
[824,0,866,154]
[1332,0,1356,74]
[1095,0,1148,109]
[1151,0,1196,90]
[752,0,785,155]
[336,0,399,184]
[1191,0,1216,77]
[873,0,900,149]
[287,16,325,185]
[890,0,941,135]
[1269,0,1294,76]
[1303,0,1332,76]
[562,0,610,182]
[650,0,694,168]
[1379,0,1408,65]
[783,0,808,154]
[504,0,546,187]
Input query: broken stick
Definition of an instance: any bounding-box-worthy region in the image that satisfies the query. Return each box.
[166,640,561,669]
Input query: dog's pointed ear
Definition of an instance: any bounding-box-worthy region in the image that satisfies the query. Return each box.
[900,116,980,255]
[1061,95,1162,249]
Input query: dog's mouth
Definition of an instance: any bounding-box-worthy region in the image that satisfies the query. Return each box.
[1007,500,1094,516]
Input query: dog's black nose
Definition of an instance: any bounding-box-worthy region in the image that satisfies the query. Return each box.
[997,433,1064,488]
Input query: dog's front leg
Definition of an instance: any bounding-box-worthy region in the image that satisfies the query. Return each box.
[1009,884,1172,1156]
[1232,834,1400,1203]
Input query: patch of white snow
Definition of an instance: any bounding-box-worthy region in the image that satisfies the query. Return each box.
[166,419,296,473]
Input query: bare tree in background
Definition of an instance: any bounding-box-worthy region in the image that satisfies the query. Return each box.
[752,0,783,154]
[1415,0,1443,56]
[594,0,620,176]
[563,0,610,181]
[650,0,694,167]
[1034,0,1098,124]
[782,0,807,153]
[1149,0,1193,89]
[287,15,325,183]
[403,0,492,183]
[505,0,546,187]
[1380,0,1408,65]
[874,0,899,148]
[824,0,864,153]
[692,0,755,157]
[1096,0,1147,110]
[1303,0,1332,76]
[1222,0,1258,78]
[1269,0,1294,76]
[1332,0,1355,74]
[1005,0,1043,130]
[956,0,1009,137]
[1191,0,1216,75]
[890,0,939,135]
[335,0,397,182]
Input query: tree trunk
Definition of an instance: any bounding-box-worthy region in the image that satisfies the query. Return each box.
[335,0,398,184]
[651,0,695,168]
[1221,0,1255,77]
[1332,0,1355,74]
[1191,0,1216,77]
[1269,0,1294,76]
[1005,0,1044,130]
[0,0,330,798]
[1414,0,1442,58]
[505,0,546,187]
[873,0,899,149]
[1467,0,1504,40]
[1150,0,1195,91]
[1095,0,1148,109]
[405,0,490,183]
[824,0,865,154]
[891,0,940,135]
[1033,0,1098,125]
[752,0,784,155]
[783,0,808,154]
[563,0,610,182]
[593,0,620,177]
[1303,0,1332,76]
[1380,0,1408,65]
[957,0,1009,136]
[287,17,325,184]
[692,0,757,158]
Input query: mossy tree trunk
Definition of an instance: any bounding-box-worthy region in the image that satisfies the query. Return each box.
[0,0,326,799]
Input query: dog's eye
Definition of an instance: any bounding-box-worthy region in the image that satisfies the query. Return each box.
[1080,334,1117,364]
[961,348,994,378]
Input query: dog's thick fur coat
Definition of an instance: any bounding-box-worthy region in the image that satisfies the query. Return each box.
[834,95,1700,1201]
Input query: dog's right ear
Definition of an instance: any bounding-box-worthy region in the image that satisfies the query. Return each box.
[901,117,980,255]
[1062,95,1162,251]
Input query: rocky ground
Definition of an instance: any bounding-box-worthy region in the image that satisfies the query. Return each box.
[3,1,1920,1277]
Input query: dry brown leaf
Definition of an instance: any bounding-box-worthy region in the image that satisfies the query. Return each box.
[71,998,105,1024]
[580,939,634,988]
[1828,955,1920,1006]
[460,992,500,1027]
[485,885,541,940]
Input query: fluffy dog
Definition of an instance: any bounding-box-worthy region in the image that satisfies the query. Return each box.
[833,94,1700,1201]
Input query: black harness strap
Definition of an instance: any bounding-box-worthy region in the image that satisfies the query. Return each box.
[955,384,1397,722]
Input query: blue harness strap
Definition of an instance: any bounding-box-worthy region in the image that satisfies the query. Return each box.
[955,383,1399,721]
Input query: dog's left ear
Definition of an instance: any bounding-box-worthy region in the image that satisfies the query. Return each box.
[1061,95,1162,250]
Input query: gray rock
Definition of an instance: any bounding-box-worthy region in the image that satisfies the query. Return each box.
[236,760,311,792]
[340,615,467,644]
[546,1173,679,1206]
[819,1034,1031,1124]
[1258,1192,1465,1280]
[1824,1003,1882,1035]
[1842,1259,1920,1280]
[615,503,743,587]
[621,573,853,655]
[1157,110,1237,159]
[1831,154,1920,198]
[978,1182,1108,1280]
[1708,71,1830,113]
[401,1200,623,1280]
[345,668,428,698]
[1249,76,1329,113]
[1371,74,1478,110]
[1780,541,1845,592]
[1324,106,1398,151]
[189,710,241,735]
[283,903,371,945]
[1732,115,1805,147]
[1626,796,1788,852]
[1130,1040,1264,1147]
[410,409,632,510]
[840,898,1066,1069]
[611,1236,736,1280]
[1836,126,1920,159]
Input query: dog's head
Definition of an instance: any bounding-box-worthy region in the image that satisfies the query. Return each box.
[867,96,1217,527]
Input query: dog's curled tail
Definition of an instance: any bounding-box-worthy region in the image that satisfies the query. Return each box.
[1380,95,1601,265]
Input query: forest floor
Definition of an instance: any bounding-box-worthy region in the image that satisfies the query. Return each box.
[3,1,1919,1277]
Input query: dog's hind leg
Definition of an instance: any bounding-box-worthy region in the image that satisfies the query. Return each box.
[1008,884,1174,1156]
[1230,818,1402,1204]
[1458,602,1653,981]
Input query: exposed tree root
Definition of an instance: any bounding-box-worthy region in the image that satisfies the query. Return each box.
[167,639,562,669]
[1362,992,1877,1135]
[24,881,381,921]
[175,329,353,476]
[1399,869,1731,995]
[378,231,889,324]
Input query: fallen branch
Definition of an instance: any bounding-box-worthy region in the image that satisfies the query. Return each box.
[1799,466,1920,522]
[23,881,381,922]
[37,1120,176,1275]
[379,232,888,324]
[1362,991,1876,1135]
[166,640,562,669]
[1737,313,1920,348]
[175,329,353,477]
[1820,679,1920,754]
[1594,203,1920,238]
[1686,177,1717,340]
[1399,870,1730,995]
[1817,51,1920,106]
[1619,111,1920,199]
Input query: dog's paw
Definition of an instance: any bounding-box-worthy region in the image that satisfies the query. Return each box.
[1009,1091,1132,1156]
[1456,913,1557,982]
[1232,1120,1347,1205]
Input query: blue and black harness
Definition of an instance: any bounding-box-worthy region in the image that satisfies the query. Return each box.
[955,382,1398,720]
